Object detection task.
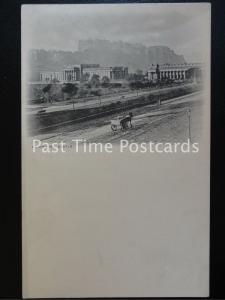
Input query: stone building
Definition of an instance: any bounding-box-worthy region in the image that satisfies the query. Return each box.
[40,64,128,82]
[147,63,203,82]
[40,71,64,82]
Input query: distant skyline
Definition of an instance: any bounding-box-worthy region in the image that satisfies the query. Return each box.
[22,3,210,62]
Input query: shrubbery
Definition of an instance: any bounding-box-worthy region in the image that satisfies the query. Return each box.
[42,84,52,93]
[61,83,78,98]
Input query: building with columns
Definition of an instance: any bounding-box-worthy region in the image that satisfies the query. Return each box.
[62,65,82,82]
[112,66,128,80]
[40,71,64,82]
[40,64,128,83]
[147,63,203,82]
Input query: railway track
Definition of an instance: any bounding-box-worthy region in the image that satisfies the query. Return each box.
[34,92,201,144]
[32,90,201,134]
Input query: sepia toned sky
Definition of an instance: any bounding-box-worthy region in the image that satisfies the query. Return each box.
[22,3,210,62]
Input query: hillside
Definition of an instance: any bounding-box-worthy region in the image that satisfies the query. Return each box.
[28,39,186,80]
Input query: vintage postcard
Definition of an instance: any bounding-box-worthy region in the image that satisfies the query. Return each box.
[22,3,211,298]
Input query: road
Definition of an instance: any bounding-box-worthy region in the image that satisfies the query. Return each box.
[33,91,203,145]
[26,83,194,115]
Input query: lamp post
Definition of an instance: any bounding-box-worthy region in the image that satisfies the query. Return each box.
[187,107,191,143]
[158,95,161,107]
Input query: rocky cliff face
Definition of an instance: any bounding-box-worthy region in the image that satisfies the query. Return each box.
[29,39,186,79]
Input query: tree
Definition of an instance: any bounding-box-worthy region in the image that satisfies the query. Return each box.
[78,88,88,98]
[61,83,78,109]
[61,83,78,96]
[101,76,110,87]
[42,84,52,103]
[96,89,102,104]
[42,84,52,94]
[90,74,100,87]
[81,72,90,82]
[90,89,102,104]
[128,72,144,81]
[129,81,144,90]
[134,70,145,81]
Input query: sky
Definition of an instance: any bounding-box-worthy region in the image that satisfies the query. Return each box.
[22,3,210,62]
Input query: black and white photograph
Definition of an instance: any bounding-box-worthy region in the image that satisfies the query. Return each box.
[22,3,211,298]
[23,4,209,147]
